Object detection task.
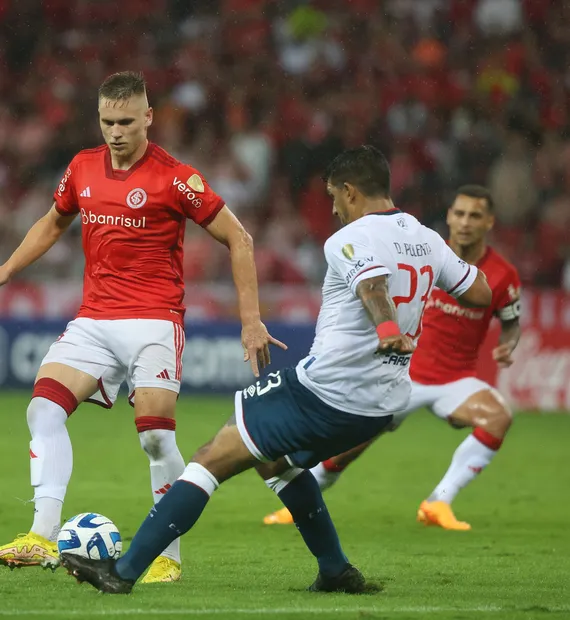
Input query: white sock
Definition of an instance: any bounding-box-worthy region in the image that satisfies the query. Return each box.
[27,397,72,541]
[309,462,342,492]
[264,467,304,494]
[139,428,185,564]
[429,434,497,503]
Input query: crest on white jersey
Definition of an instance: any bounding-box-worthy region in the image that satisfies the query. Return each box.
[342,244,354,259]
[126,188,147,209]
[79,187,91,198]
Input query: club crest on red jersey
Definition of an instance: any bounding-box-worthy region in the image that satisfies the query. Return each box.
[187,174,204,193]
[126,188,147,209]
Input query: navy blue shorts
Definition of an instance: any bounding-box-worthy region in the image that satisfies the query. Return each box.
[235,367,393,469]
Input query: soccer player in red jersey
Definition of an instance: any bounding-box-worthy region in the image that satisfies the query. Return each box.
[0,72,284,579]
[264,185,521,530]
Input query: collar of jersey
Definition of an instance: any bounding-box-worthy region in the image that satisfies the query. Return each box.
[365,208,402,216]
[104,142,155,181]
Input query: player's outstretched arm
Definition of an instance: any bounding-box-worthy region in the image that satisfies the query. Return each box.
[205,206,287,376]
[0,203,77,286]
[356,275,414,356]
[455,269,492,308]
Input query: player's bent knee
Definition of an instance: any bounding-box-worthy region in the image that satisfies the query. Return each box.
[262,464,304,494]
[256,458,291,481]
[452,390,512,435]
[30,378,79,418]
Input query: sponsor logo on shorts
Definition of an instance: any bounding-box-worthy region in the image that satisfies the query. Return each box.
[242,372,282,399]
[173,177,202,208]
[81,208,146,228]
[126,188,147,209]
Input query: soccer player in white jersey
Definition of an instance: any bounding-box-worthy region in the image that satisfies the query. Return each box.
[0,72,283,582]
[60,146,491,595]
[264,186,521,531]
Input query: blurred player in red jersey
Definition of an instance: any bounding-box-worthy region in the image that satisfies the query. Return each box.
[264,185,521,530]
[0,72,285,580]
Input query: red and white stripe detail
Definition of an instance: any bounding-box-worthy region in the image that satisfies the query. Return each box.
[448,265,473,295]
[173,323,185,381]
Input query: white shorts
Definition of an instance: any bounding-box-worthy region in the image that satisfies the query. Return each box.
[41,318,185,408]
[392,377,494,426]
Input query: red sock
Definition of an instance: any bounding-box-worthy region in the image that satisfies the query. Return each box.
[473,427,503,451]
[322,458,347,473]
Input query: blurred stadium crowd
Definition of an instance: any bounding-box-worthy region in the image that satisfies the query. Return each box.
[1,0,570,290]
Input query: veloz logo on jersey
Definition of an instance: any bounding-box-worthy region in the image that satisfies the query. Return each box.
[57,167,72,197]
[126,188,148,209]
[173,177,203,208]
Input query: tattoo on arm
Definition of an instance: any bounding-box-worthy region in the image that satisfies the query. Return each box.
[356,276,397,327]
[500,318,521,349]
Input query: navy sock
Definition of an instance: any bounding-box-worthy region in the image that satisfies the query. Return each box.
[115,480,210,582]
[277,470,349,578]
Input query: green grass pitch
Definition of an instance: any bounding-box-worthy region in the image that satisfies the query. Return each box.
[0,391,569,620]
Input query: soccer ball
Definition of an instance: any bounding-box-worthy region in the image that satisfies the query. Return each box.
[57,513,122,560]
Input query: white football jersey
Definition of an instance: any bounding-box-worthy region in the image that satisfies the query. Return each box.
[296,209,477,416]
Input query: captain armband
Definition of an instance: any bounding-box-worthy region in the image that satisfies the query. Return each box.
[498,300,521,321]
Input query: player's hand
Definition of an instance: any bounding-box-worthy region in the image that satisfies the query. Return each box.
[242,320,288,377]
[492,342,516,368]
[375,333,415,357]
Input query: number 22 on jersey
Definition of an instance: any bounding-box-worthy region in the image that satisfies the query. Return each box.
[393,263,434,339]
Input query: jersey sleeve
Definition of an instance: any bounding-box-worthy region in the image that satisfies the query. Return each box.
[324,231,392,295]
[494,267,521,321]
[435,241,478,298]
[172,165,225,227]
[53,159,79,215]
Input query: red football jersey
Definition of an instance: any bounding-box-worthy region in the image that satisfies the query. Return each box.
[410,246,521,384]
[53,142,224,324]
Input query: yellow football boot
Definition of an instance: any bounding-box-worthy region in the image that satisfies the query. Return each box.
[0,533,59,569]
[141,556,181,583]
[417,500,471,531]
[263,507,294,525]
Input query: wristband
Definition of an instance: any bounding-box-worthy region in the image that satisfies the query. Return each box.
[376,321,400,340]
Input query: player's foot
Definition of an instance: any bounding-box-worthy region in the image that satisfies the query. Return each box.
[417,500,471,531]
[0,533,59,569]
[308,564,367,594]
[140,556,181,583]
[263,507,294,525]
[60,553,134,594]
